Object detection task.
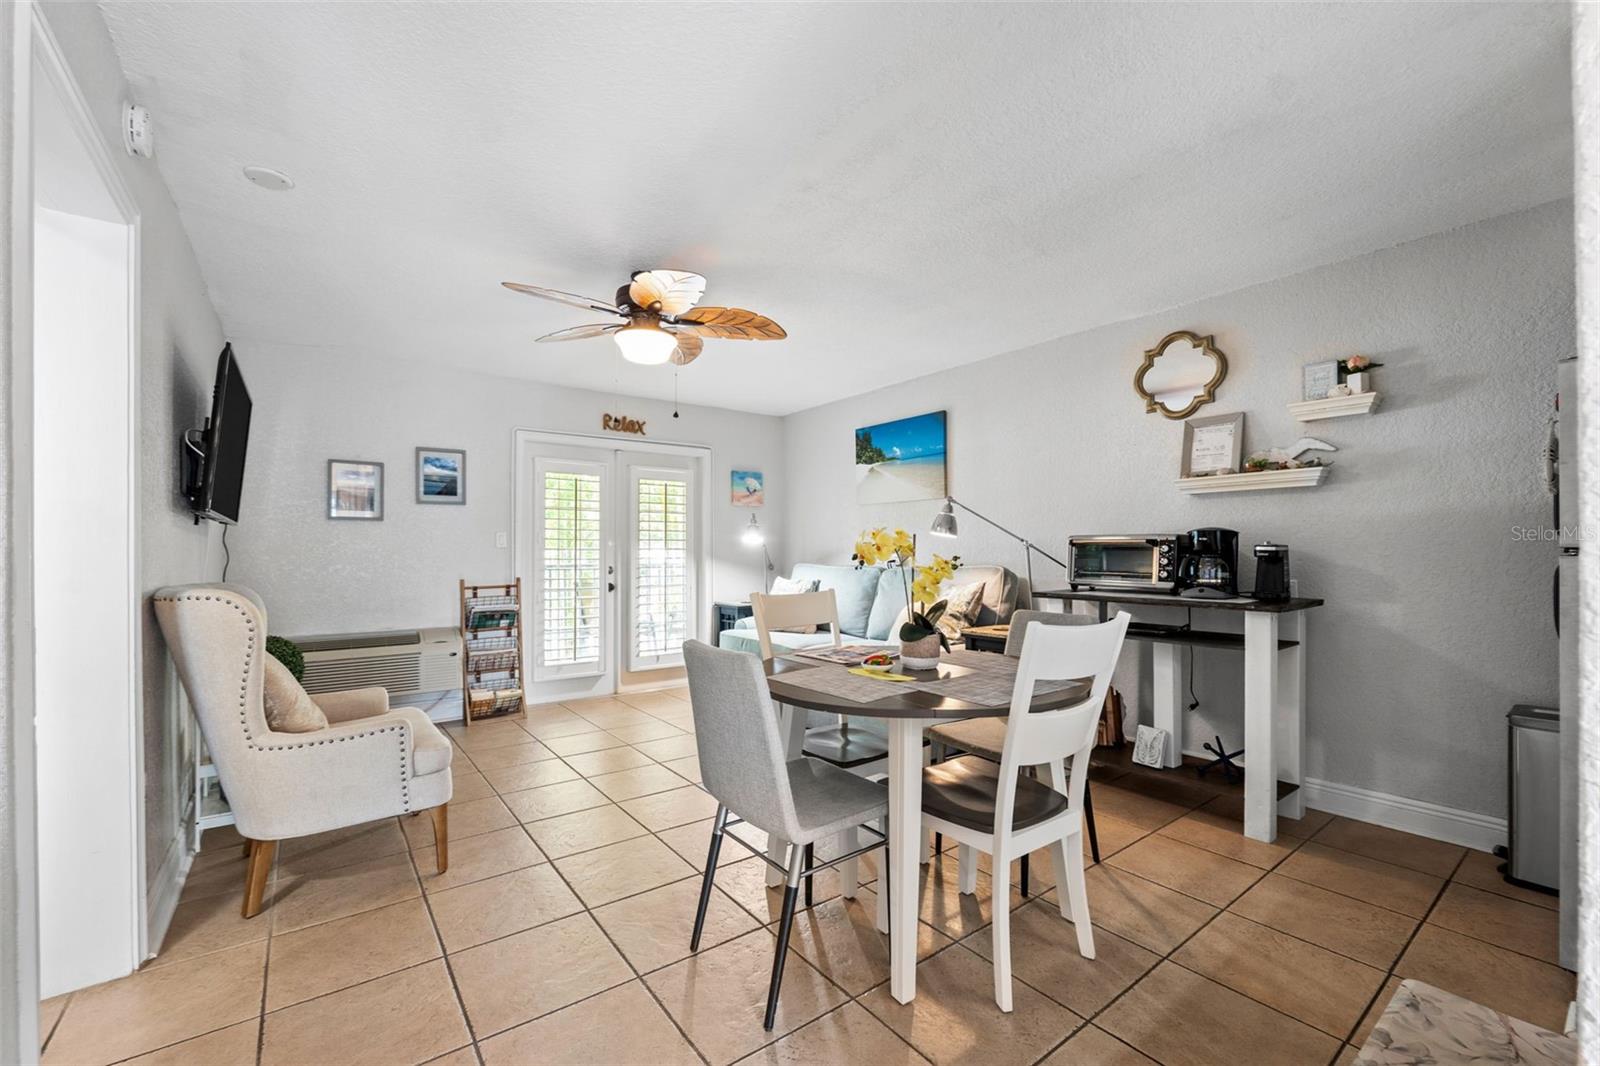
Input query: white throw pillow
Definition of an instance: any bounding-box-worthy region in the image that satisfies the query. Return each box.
[768,576,822,633]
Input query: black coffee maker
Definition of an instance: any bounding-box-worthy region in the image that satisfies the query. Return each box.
[1251,543,1291,602]
[1178,528,1239,598]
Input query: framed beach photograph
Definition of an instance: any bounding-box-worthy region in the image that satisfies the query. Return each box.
[416,447,466,504]
[731,470,764,507]
[328,460,384,519]
[1181,412,1245,477]
[855,410,947,504]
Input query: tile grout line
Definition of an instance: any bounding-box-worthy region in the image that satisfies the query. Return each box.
[400,815,492,1065]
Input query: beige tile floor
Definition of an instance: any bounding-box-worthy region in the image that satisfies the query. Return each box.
[40,688,1575,1066]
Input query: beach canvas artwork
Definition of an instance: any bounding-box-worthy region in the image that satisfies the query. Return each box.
[855,411,947,504]
[328,460,383,520]
[731,470,764,507]
[416,447,466,504]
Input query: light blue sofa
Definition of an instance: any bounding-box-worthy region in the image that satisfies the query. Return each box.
[716,562,1023,657]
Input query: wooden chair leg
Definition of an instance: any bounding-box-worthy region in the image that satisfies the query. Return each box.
[243,838,255,859]
[430,804,449,874]
[241,839,276,919]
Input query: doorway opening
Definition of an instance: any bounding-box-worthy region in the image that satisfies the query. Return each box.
[513,431,711,706]
[30,19,144,998]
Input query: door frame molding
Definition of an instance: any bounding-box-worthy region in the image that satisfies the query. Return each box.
[511,428,713,703]
[7,0,146,1050]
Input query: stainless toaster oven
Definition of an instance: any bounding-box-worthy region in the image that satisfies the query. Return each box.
[1068,534,1187,593]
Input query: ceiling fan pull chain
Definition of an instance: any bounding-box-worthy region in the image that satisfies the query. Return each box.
[673,372,680,419]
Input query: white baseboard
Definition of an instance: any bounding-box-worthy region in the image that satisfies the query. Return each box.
[1301,776,1506,853]
[144,835,194,960]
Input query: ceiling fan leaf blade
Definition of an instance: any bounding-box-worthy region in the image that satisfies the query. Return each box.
[672,306,786,340]
[502,281,624,316]
[628,270,707,316]
[535,323,623,342]
[667,332,704,365]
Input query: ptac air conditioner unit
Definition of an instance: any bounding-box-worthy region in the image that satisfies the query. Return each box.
[291,628,463,722]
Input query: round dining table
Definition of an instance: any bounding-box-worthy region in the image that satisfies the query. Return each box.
[761,649,1091,1004]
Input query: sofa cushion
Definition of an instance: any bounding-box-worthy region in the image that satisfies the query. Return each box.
[263,656,330,733]
[395,707,452,776]
[791,564,881,637]
[717,627,894,658]
[866,567,912,641]
[960,564,1022,626]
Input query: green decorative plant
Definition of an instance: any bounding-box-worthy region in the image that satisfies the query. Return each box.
[266,635,305,681]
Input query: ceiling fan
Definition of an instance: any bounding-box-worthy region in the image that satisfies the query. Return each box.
[501,269,786,366]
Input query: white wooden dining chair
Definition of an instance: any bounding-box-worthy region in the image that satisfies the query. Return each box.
[919,612,1132,1011]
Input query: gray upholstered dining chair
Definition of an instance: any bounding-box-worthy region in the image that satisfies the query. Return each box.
[153,584,452,918]
[682,640,889,1030]
[922,612,1131,1011]
[933,610,1105,889]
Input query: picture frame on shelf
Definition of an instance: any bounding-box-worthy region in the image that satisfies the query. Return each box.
[328,460,384,520]
[1302,360,1339,401]
[416,447,466,504]
[1181,412,1245,477]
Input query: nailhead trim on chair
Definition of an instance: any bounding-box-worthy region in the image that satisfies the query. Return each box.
[154,590,413,807]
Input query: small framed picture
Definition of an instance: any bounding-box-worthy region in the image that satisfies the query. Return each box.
[731,469,764,507]
[1302,360,1339,401]
[1181,412,1245,477]
[416,447,466,505]
[328,460,383,520]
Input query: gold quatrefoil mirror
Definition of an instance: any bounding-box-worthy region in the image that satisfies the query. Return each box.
[1134,330,1228,419]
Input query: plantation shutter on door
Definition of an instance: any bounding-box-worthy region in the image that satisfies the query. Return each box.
[630,468,695,670]
[534,461,607,678]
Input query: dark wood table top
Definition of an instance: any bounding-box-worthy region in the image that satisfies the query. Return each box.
[1032,588,1324,613]
[762,654,1091,720]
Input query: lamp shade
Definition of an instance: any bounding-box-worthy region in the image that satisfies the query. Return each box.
[613,322,676,365]
[929,499,958,538]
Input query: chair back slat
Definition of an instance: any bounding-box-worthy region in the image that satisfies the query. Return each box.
[749,590,842,661]
[1002,609,1094,656]
[683,639,802,840]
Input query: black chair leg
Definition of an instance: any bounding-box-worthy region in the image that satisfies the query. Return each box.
[690,808,727,951]
[803,843,815,908]
[1084,777,1101,864]
[765,880,802,1030]
[1020,853,1030,897]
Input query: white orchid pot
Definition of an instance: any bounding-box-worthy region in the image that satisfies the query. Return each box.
[1345,371,1371,394]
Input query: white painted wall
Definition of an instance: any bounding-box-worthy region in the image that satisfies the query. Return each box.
[783,201,1575,822]
[33,205,133,996]
[1571,0,1599,1047]
[36,3,226,951]
[227,350,786,639]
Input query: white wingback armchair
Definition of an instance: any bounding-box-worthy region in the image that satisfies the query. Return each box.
[153,584,453,917]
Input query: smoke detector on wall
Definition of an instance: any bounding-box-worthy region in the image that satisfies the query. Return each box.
[122,102,153,158]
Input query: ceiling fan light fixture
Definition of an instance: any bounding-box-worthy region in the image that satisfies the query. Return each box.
[614,322,676,365]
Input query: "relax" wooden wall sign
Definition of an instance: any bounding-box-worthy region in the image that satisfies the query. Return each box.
[602,413,647,436]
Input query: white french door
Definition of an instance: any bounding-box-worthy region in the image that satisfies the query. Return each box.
[517,434,706,705]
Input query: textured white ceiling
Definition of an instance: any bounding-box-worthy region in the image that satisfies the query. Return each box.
[100,1,1571,415]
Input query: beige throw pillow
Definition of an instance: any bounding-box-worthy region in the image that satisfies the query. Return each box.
[935,580,987,642]
[263,655,329,733]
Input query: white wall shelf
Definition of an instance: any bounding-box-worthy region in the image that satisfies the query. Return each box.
[1177,467,1330,494]
[1288,392,1379,422]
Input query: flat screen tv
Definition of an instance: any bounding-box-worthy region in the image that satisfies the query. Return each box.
[189,343,252,524]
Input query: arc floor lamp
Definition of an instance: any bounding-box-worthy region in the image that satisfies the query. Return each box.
[928,497,1069,592]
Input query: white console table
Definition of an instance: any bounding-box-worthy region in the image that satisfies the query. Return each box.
[1032,587,1323,843]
